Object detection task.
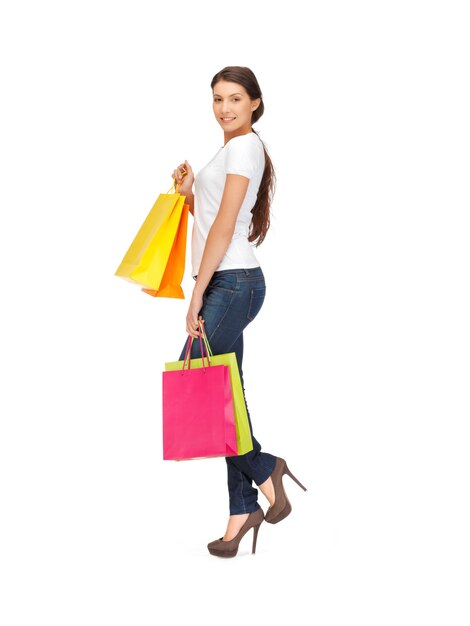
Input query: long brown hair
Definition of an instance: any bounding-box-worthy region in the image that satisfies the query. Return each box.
[210,66,276,247]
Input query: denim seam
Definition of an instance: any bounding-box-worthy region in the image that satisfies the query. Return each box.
[254,460,277,487]
[209,286,235,294]
[235,270,265,285]
[235,276,264,284]
[247,288,260,321]
[238,468,247,514]
[206,288,237,344]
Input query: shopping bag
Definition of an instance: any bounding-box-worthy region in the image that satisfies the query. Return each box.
[114,182,189,299]
[162,335,238,460]
[165,324,254,455]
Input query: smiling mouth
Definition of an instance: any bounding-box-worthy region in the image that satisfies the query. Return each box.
[221,117,236,121]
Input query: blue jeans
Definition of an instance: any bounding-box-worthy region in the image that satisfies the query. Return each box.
[178,266,277,515]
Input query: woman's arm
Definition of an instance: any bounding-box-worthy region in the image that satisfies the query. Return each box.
[172,161,195,215]
[186,173,250,337]
[183,191,194,216]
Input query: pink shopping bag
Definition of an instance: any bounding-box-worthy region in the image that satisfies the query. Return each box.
[162,336,238,460]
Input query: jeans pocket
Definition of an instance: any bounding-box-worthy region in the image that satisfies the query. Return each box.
[247,286,266,321]
[209,273,237,293]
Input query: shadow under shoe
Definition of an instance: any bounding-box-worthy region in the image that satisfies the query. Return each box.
[265,457,307,524]
[207,508,265,558]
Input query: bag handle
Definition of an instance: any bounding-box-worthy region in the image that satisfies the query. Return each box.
[199,319,214,358]
[167,167,188,194]
[181,327,210,372]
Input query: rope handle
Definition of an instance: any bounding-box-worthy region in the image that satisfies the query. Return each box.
[167,166,188,194]
[199,320,214,357]
[181,326,210,372]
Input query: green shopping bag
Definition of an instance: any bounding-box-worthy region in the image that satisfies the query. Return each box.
[165,327,254,456]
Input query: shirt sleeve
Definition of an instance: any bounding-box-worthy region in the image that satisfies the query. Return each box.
[224,135,262,179]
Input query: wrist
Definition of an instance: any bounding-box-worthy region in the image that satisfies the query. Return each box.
[193,282,205,298]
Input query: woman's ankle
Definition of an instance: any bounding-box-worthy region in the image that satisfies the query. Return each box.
[258,476,275,507]
[223,513,250,541]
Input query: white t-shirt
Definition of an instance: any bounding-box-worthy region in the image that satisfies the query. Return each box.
[191,131,265,277]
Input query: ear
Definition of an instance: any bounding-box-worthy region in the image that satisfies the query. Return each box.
[251,97,261,112]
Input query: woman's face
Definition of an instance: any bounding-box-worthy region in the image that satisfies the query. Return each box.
[212,80,260,136]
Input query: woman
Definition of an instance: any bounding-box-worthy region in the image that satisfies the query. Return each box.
[172,66,306,558]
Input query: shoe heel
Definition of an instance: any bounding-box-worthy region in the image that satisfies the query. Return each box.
[285,465,307,492]
[252,523,262,554]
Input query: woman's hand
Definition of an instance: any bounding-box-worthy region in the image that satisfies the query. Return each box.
[186,289,204,338]
[171,160,195,195]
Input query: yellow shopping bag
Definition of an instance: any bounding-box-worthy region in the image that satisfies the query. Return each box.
[115,182,189,299]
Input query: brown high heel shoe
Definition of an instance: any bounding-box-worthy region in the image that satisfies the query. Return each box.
[265,458,307,524]
[207,508,265,558]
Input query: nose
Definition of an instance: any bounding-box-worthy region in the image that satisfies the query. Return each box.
[216,100,231,113]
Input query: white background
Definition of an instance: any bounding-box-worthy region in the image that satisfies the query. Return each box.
[1,1,469,624]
